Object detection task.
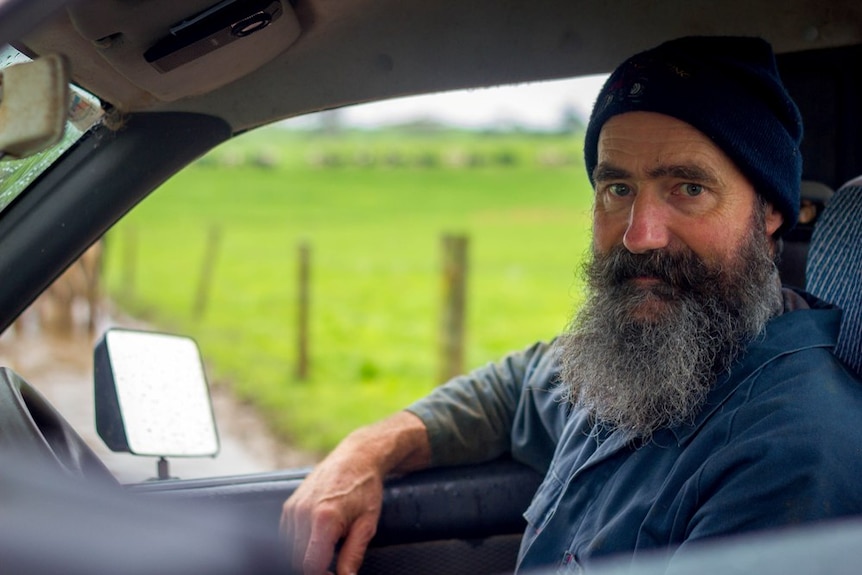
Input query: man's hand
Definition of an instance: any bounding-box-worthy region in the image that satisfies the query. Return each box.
[280,411,431,574]
[281,450,383,574]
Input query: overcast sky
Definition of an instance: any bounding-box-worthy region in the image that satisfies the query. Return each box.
[286,74,609,131]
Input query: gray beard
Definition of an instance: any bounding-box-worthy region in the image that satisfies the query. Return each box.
[556,215,782,440]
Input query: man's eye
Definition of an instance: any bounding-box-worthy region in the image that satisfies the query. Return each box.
[681,183,704,197]
[607,183,631,197]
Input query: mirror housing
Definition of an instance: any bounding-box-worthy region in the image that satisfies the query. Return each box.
[94,329,219,459]
[0,54,69,159]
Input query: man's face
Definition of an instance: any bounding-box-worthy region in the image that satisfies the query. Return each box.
[592,111,783,316]
[556,112,787,438]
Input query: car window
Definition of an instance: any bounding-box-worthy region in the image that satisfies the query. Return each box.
[110,83,599,464]
[0,45,104,213]
[8,77,604,482]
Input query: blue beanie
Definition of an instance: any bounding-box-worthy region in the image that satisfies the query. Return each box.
[584,36,803,235]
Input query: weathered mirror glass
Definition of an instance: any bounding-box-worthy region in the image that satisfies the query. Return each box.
[95,329,219,458]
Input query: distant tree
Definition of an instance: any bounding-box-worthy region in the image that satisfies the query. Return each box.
[558,104,586,134]
[319,109,345,135]
[393,118,447,134]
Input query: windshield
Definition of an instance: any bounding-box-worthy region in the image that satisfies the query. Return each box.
[0,45,104,213]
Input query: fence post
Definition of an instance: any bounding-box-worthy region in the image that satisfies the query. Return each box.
[122,226,137,302]
[296,241,311,380]
[83,240,103,335]
[193,225,222,320]
[439,234,468,384]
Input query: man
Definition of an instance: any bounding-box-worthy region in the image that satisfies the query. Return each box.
[281,36,862,574]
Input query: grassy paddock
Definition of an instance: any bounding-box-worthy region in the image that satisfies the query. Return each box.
[103,127,595,453]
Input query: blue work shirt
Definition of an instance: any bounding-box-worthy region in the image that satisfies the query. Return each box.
[408,294,862,573]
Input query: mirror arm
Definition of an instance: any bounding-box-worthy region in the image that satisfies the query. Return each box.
[157,456,171,480]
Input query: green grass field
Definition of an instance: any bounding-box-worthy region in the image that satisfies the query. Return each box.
[103,127,595,453]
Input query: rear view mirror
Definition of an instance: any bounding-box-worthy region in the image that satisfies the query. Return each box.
[0,54,69,159]
[94,329,219,461]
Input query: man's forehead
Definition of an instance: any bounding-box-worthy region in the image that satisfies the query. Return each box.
[596,112,739,180]
[598,112,711,146]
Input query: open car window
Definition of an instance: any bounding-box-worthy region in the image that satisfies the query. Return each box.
[0,45,104,213]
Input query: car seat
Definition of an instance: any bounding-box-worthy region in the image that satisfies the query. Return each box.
[805,175,862,377]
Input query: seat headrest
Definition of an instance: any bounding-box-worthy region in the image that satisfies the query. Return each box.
[806,176,862,377]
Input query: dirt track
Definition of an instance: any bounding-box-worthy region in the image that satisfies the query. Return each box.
[0,311,318,483]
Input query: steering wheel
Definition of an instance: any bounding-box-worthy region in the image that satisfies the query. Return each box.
[0,367,117,485]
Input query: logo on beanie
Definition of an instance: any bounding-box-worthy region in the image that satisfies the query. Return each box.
[595,67,647,115]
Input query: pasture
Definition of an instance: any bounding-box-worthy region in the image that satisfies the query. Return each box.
[103,126,595,453]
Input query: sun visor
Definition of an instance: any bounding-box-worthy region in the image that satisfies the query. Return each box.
[66,0,300,102]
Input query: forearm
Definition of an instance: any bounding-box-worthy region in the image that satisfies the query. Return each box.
[335,410,432,476]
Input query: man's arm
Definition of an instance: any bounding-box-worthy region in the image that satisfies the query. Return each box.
[280,410,430,575]
[409,340,566,472]
[281,340,564,574]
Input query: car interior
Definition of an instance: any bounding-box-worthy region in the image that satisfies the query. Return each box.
[2,1,862,573]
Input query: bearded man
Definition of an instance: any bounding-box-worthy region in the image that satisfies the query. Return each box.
[281,36,862,575]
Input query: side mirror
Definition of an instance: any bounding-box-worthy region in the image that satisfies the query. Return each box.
[94,329,219,475]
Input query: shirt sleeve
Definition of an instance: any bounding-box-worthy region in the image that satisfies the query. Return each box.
[406,340,569,473]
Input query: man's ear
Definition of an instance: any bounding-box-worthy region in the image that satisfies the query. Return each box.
[764,202,784,237]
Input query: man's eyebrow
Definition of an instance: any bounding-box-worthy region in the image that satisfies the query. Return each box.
[592,162,722,185]
[646,164,721,184]
[592,163,632,182]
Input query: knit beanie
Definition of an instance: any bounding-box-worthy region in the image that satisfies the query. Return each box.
[584,36,803,235]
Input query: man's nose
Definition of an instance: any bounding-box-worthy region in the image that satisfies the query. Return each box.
[622,193,672,254]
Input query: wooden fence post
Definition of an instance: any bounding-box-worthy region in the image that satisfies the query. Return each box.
[439,234,468,383]
[296,241,311,380]
[122,226,137,302]
[83,240,103,335]
[193,225,222,320]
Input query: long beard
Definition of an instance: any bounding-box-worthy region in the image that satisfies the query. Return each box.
[557,215,782,440]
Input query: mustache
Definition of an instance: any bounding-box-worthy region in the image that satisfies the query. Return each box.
[589,245,721,294]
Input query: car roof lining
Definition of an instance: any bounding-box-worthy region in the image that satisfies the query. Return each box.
[15,0,862,133]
